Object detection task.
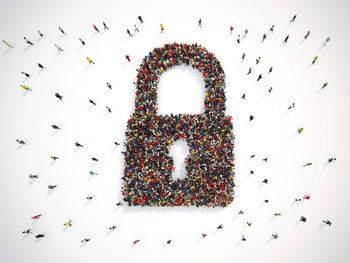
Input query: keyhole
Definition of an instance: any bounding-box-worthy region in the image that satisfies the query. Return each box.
[169,139,190,181]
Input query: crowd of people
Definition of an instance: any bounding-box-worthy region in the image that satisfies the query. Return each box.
[122,43,235,207]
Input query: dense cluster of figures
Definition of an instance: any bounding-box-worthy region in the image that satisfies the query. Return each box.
[123,43,235,207]
[2,13,335,245]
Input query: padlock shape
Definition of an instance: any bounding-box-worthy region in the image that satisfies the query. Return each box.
[122,43,235,207]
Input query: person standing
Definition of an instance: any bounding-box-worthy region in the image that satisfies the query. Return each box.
[16,139,26,145]
[237,35,241,44]
[109,225,117,231]
[269,25,274,33]
[300,216,307,222]
[55,93,63,100]
[323,220,332,226]
[198,18,202,28]
[241,93,246,100]
[138,16,144,23]
[244,29,248,37]
[75,142,83,147]
[269,67,273,73]
[262,34,267,42]
[321,82,328,89]
[38,30,43,37]
[35,234,45,238]
[93,24,100,33]
[51,124,61,130]
[133,240,140,245]
[272,234,278,239]
[312,56,318,64]
[79,38,85,45]
[126,55,130,62]
[230,26,233,34]
[268,87,273,93]
[89,99,96,106]
[37,63,45,69]
[106,82,112,89]
[250,115,254,121]
[297,127,304,133]
[160,24,164,33]
[247,67,252,75]
[241,235,246,241]
[127,29,133,37]
[64,220,72,227]
[103,22,109,30]
[32,214,42,219]
[3,40,14,48]
[256,56,261,64]
[134,25,139,33]
[257,74,262,81]
[241,53,246,60]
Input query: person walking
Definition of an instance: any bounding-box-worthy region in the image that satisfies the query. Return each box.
[323,220,332,226]
[106,106,112,113]
[250,115,254,121]
[262,34,267,43]
[126,55,130,62]
[103,22,109,30]
[167,240,172,244]
[107,82,112,89]
[303,162,312,167]
[50,156,59,160]
[134,25,139,33]
[91,157,98,162]
[323,37,331,46]
[269,25,274,33]
[268,87,273,93]
[138,16,144,23]
[241,235,246,241]
[64,220,72,227]
[269,67,273,73]
[202,233,207,238]
[21,85,32,91]
[48,185,57,189]
[75,142,83,147]
[230,26,233,34]
[86,57,95,64]
[79,38,85,45]
[328,158,336,163]
[93,24,100,33]
[89,99,96,106]
[300,216,307,222]
[160,24,164,33]
[217,224,224,229]
[32,214,42,219]
[3,40,14,48]
[89,171,98,176]
[247,67,252,75]
[51,124,61,130]
[59,26,67,35]
[263,158,268,162]
[21,72,30,77]
[256,56,261,64]
[35,234,45,238]
[321,82,328,89]
[283,35,289,43]
[55,93,63,100]
[37,63,45,69]
[290,14,297,23]
[24,37,33,45]
[274,213,281,216]
[288,103,295,109]
[262,179,269,184]
[86,196,94,200]
[237,35,241,44]
[241,93,246,100]
[81,238,90,243]
[312,56,318,64]
[38,30,43,37]
[133,240,140,245]
[127,29,133,37]
[29,174,38,179]
[272,234,278,239]
[241,53,246,60]
[304,31,310,40]
[109,225,117,231]
[22,229,32,234]
[55,44,63,52]
[257,74,263,81]
[198,18,202,28]
[297,127,304,133]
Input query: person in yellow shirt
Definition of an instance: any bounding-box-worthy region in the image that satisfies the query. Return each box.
[86,57,95,64]
[2,40,14,48]
[21,85,31,91]
[63,220,72,227]
[160,24,164,33]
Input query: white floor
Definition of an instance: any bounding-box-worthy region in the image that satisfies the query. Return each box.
[1,0,350,262]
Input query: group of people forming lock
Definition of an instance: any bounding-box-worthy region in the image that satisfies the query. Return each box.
[122,42,235,207]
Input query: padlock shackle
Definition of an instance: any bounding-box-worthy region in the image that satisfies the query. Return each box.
[134,43,226,117]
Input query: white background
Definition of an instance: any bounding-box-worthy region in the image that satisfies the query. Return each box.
[1,0,350,262]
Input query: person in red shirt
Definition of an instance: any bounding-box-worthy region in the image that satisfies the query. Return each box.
[126,55,130,62]
[230,26,233,34]
[93,24,100,33]
[31,214,42,219]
